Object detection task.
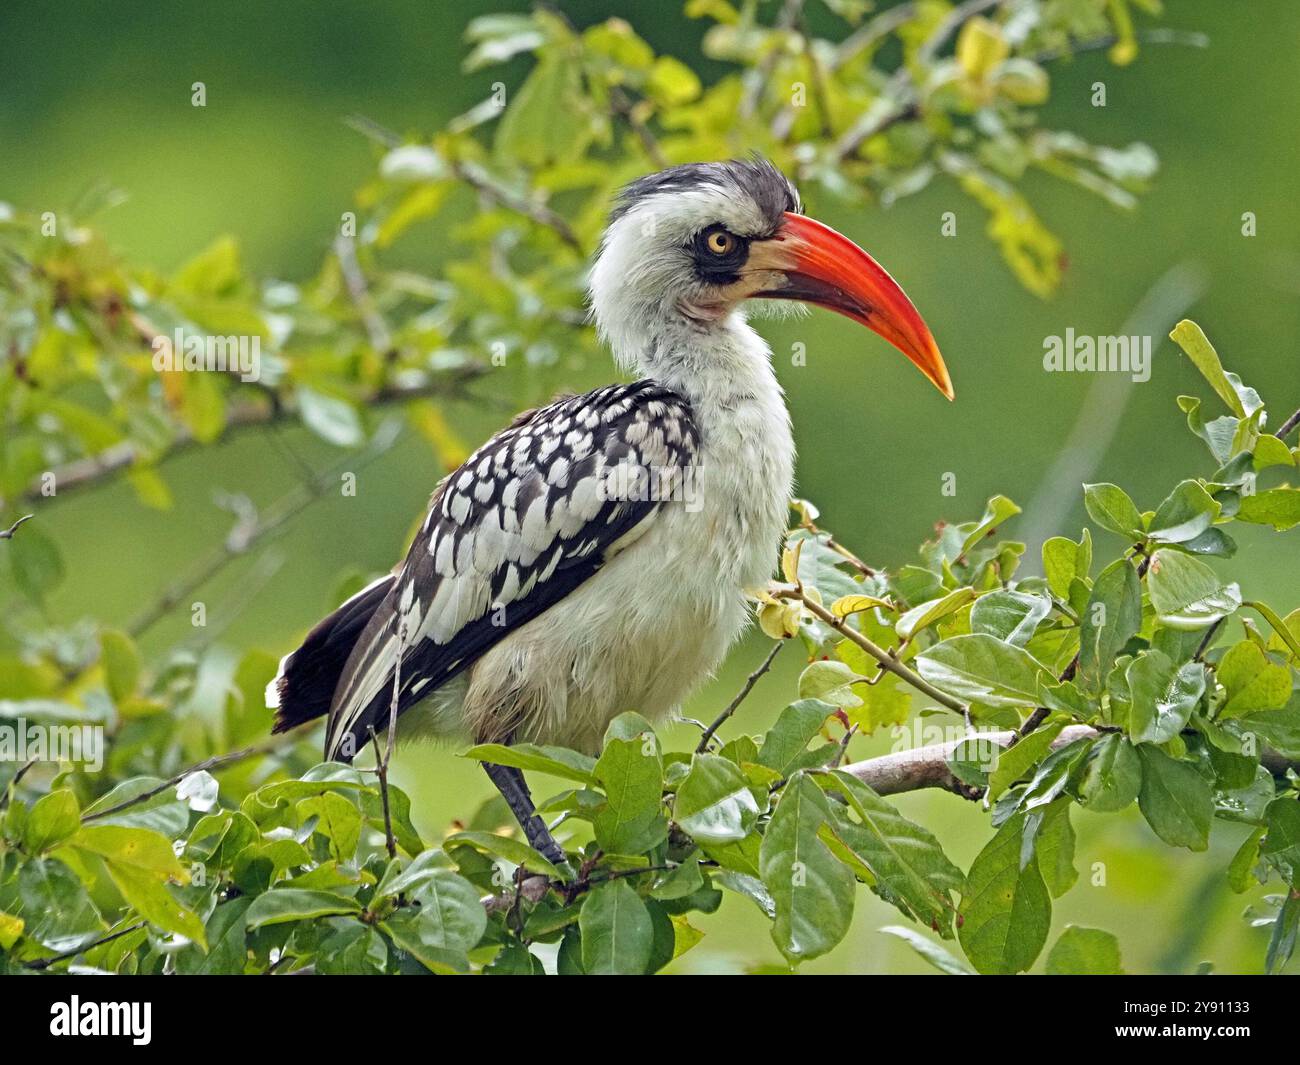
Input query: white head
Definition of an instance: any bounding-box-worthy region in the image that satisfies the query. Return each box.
[587,156,953,399]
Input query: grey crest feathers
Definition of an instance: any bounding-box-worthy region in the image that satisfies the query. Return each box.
[608,155,801,237]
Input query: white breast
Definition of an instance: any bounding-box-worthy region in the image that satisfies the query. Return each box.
[402,319,795,753]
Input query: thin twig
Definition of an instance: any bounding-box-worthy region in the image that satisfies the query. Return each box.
[23,922,147,971]
[15,372,484,507]
[82,727,313,822]
[335,235,393,357]
[1275,407,1300,440]
[609,87,667,168]
[123,419,405,640]
[740,0,805,122]
[836,0,999,160]
[696,641,785,753]
[448,158,581,250]
[0,514,33,539]
[772,584,967,714]
[829,722,859,769]
[1193,617,1226,662]
[375,618,407,860]
[0,756,40,812]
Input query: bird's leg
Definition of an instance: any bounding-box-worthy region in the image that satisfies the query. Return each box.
[482,762,570,871]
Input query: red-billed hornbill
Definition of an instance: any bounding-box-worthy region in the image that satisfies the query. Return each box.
[268,157,951,865]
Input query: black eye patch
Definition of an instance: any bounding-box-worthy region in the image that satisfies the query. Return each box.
[689,224,751,285]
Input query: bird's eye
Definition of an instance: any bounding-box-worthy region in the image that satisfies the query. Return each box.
[706,229,736,255]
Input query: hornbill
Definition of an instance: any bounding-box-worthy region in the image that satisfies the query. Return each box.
[268,157,952,865]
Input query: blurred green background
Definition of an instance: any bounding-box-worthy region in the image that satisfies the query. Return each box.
[3,0,1297,972]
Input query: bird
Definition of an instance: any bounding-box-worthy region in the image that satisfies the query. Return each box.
[267,156,952,866]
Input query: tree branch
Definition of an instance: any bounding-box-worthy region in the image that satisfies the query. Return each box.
[696,640,784,753]
[0,514,33,539]
[81,726,314,822]
[17,371,485,507]
[771,583,967,714]
[448,158,582,250]
[841,724,1098,798]
[122,417,406,640]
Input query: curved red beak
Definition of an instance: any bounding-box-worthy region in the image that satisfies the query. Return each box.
[757,212,953,400]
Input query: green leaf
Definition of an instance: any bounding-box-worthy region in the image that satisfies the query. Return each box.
[1237,488,1300,531]
[970,590,1051,646]
[759,773,856,964]
[1078,559,1142,690]
[758,699,833,776]
[406,869,488,951]
[1042,530,1091,600]
[317,921,389,975]
[1227,827,1266,893]
[494,54,591,167]
[178,898,251,974]
[244,889,362,928]
[297,387,364,448]
[579,879,654,975]
[1136,746,1212,850]
[1266,893,1300,974]
[7,521,65,603]
[99,629,141,703]
[298,791,362,862]
[879,925,975,974]
[16,858,105,952]
[23,789,81,852]
[1260,798,1300,884]
[958,813,1052,975]
[1258,604,1300,663]
[895,588,976,640]
[673,754,760,846]
[797,659,868,708]
[1146,549,1240,631]
[1083,483,1144,539]
[824,771,964,935]
[1169,320,1247,417]
[70,824,189,879]
[960,495,1022,555]
[445,831,561,878]
[1147,480,1221,544]
[381,870,486,970]
[1127,652,1206,743]
[463,743,596,784]
[593,718,665,855]
[916,633,1052,709]
[1033,800,1078,897]
[107,864,207,948]
[1217,642,1292,719]
[1080,734,1142,812]
[988,721,1064,802]
[1045,925,1124,974]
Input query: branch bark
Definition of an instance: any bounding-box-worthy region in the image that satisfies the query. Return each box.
[17,371,484,507]
[771,583,967,714]
[840,724,1098,798]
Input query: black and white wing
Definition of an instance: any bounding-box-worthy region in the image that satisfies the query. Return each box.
[322,380,699,760]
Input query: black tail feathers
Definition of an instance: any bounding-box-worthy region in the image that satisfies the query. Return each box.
[270,574,396,734]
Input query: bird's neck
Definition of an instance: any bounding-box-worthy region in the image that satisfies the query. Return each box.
[624,312,786,420]
[630,311,796,591]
